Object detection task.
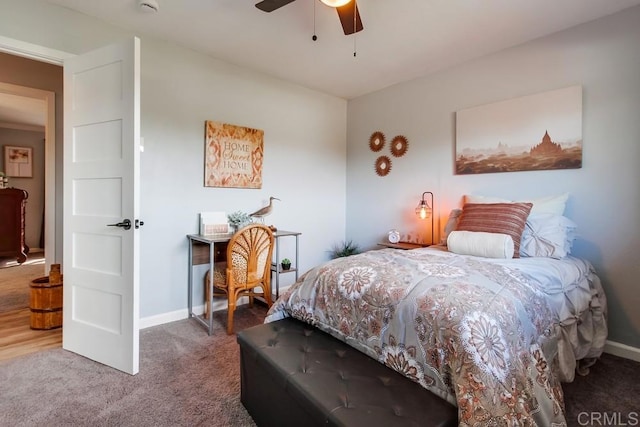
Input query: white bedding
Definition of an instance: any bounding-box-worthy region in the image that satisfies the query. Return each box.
[487,254,594,321]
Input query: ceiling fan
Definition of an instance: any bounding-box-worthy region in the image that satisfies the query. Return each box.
[255,0,363,36]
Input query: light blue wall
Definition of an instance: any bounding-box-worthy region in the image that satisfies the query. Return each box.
[346,7,640,348]
[139,37,347,317]
[0,0,348,320]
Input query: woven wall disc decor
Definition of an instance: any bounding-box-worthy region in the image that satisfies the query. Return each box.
[369,131,386,152]
[375,156,392,176]
[390,135,409,157]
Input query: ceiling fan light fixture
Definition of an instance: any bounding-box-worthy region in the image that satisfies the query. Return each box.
[320,0,352,8]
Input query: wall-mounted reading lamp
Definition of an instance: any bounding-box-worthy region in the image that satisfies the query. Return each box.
[415,191,434,245]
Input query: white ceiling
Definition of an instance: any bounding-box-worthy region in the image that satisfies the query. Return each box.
[2,0,640,127]
[43,0,640,100]
[0,92,45,129]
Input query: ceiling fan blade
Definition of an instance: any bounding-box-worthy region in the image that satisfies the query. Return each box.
[255,0,296,13]
[336,0,363,35]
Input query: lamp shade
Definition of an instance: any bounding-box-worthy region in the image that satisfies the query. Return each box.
[415,191,435,245]
[415,202,432,219]
[320,0,352,7]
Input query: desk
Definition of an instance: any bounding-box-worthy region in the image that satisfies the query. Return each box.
[187,233,233,335]
[187,230,301,335]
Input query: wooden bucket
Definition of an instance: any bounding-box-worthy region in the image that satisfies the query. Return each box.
[29,275,63,330]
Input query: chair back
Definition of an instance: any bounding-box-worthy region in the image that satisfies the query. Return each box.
[227,224,274,287]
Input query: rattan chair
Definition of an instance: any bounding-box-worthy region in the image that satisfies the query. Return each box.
[205,224,274,334]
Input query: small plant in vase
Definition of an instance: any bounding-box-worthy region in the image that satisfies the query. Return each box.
[280,258,292,271]
[227,211,252,232]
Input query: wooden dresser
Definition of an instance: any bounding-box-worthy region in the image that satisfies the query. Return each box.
[0,188,29,263]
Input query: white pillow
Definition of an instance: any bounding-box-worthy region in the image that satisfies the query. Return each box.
[447,230,515,259]
[520,213,577,259]
[464,193,569,215]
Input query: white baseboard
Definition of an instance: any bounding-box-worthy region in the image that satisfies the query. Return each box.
[139,308,188,329]
[139,297,253,330]
[604,340,640,362]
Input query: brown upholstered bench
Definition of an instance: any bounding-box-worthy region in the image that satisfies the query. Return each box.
[237,317,458,427]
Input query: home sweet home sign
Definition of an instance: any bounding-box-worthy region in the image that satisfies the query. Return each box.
[204,120,263,188]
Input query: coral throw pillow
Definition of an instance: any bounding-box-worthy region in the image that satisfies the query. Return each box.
[455,202,533,258]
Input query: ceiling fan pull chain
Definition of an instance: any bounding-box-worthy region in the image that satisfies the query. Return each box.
[353,1,357,57]
[312,0,318,41]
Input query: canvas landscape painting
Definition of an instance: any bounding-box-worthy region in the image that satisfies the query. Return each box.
[455,85,582,174]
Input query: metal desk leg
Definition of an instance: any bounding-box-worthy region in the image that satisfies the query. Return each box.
[275,237,280,300]
[295,234,299,282]
[208,242,215,335]
[188,237,193,318]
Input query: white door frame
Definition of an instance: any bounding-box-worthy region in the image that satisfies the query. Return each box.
[0,37,73,271]
[0,83,55,270]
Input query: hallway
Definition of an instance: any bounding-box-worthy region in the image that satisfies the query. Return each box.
[0,252,61,362]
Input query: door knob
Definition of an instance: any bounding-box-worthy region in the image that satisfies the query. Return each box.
[107,219,132,230]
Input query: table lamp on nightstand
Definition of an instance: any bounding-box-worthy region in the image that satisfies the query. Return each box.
[415,191,434,245]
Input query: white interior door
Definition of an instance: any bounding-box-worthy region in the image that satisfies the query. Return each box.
[62,37,140,375]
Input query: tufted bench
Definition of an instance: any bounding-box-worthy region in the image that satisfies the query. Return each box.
[237,317,458,427]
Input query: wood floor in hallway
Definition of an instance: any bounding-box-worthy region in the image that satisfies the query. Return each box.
[0,251,62,362]
[0,307,62,362]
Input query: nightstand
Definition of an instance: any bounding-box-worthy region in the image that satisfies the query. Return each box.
[377,242,427,250]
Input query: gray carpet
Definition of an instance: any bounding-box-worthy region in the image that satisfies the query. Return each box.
[563,352,640,426]
[0,305,266,427]
[1,302,638,427]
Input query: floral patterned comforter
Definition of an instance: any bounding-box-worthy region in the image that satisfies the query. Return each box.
[265,248,577,426]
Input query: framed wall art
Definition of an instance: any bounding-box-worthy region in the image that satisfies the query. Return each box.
[455,85,582,175]
[3,145,33,178]
[204,120,264,189]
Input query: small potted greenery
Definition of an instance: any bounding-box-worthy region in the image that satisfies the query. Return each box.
[280,258,292,271]
[227,211,252,231]
[329,240,361,259]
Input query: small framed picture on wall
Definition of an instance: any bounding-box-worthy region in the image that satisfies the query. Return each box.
[4,145,33,178]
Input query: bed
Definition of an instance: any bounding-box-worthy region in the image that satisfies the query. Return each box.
[264,196,608,426]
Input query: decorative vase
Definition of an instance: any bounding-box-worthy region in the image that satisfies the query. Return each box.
[230,221,251,233]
